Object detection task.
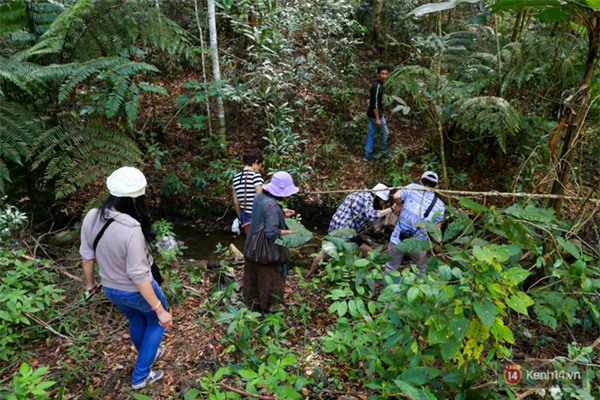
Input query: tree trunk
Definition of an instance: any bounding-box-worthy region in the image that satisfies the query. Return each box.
[207,0,226,149]
[194,0,212,137]
[511,9,524,42]
[371,0,383,44]
[550,14,599,212]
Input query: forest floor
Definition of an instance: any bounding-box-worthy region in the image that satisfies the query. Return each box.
[10,234,598,399]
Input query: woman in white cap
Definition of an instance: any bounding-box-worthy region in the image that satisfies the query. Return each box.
[80,167,173,390]
[306,183,398,278]
[243,171,298,312]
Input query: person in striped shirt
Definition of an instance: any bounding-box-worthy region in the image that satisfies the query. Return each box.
[232,149,264,229]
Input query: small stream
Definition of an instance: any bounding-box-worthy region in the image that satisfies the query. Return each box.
[173,222,328,261]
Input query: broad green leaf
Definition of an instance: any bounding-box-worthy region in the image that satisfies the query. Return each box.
[323,235,349,251]
[473,245,510,264]
[557,237,581,260]
[474,301,497,328]
[327,227,356,238]
[586,0,600,10]
[443,219,469,242]
[398,367,441,386]
[0,310,12,321]
[425,221,442,242]
[459,198,489,212]
[353,258,370,268]
[438,264,453,280]
[492,0,563,12]
[132,395,154,400]
[238,369,258,379]
[450,316,469,339]
[396,238,431,252]
[491,318,515,344]
[428,324,450,345]
[322,240,338,258]
[501,267,531,285]
[275,218,313,247]
[441,337,461,361]
[281,355,297,367]
[533,8,570,22]
[184,389,201,400]
[507,291,533,316]
[407,287,420,303]
[501,219,533,249]
[275,385,301,399]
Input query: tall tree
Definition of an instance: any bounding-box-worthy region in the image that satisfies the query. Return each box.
[207,0,226,147]
[492,0,600,213]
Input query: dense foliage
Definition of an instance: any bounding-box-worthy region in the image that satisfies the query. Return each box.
[0,0,598,398]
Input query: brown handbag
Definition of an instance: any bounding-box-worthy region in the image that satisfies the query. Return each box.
[244,203,290,265]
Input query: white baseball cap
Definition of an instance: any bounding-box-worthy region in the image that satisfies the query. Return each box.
[372,183,390,201]
[106,167,147,198]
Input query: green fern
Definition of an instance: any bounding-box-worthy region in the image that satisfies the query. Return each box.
[0,101,44,192]
[449,96,523,153]
[19,0,194,62]
[0,56,44,95]
[39,124,142,199]
[0,0,29,36]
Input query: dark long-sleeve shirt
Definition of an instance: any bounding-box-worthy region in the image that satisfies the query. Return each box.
[245,192,288,245]
[367,79,384,118]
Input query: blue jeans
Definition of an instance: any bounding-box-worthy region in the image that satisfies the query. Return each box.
[104,280,168,385]
[364,116,389,159]
[239,210,252,225]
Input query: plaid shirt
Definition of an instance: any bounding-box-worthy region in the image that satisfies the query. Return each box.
[328,192,381,234]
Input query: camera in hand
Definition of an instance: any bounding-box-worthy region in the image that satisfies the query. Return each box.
[400,230,415,240]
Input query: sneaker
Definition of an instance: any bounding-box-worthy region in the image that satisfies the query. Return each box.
[152,347,165,366]
[363,157,371,161]
[132,370,164,390]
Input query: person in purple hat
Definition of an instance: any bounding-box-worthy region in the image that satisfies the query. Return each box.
[243,171,298,312]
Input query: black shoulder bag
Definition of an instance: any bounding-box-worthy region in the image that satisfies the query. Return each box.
[94,218,163,286]
[244,202,290,265]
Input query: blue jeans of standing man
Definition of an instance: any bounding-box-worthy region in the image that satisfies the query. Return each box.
[364,116,389,159]
[104,280,168,386]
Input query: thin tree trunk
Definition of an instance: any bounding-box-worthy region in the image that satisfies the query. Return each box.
[194,0,212,137]
[207,0,226,148]
[511,9,524,42]
[550,14,599,212]
[435,13,448,186]
[371,0,383,44]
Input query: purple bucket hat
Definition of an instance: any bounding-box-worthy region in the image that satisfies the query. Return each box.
[263,171,299,197]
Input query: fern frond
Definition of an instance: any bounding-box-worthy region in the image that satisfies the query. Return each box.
[20,0,194,62]
[41,124,142,198]
[0,157,9,193]
[450,96,523,153]
[0,0,28,36]
[105,75,132,119]
[0,56,43,94]
[0,101,37,161]
[0,100,51,192]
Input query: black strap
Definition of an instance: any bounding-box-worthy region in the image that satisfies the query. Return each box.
[93,218,115,251]
[423,194,438,219]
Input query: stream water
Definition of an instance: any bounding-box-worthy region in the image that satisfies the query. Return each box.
[173,222,328,261]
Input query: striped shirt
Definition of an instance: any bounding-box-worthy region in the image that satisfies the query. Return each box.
[390,183,445,244]
[328,192,382,234]
[232,170,263,215]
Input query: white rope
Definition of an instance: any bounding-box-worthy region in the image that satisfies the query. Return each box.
[307,186,600,204]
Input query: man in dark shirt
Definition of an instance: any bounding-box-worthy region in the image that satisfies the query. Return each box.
[364,65,390,160]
